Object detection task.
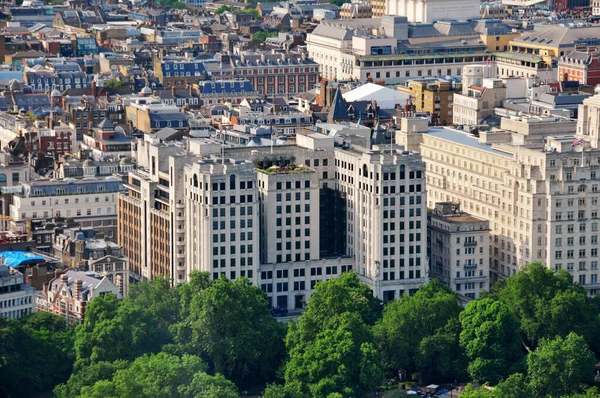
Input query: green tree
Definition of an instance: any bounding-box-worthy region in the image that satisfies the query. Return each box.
[21,312,74,393]
[214,5,233,14]
[527,332,595,398]
[496,262,600,351]
[373,279,463,381]
[80,352,237,398]
[103,78,127,88]
[417,317,468,383]
[54,360,128,398]
[173,277,285,389]
[565,387,600,398]
[460,374,533,398]
[285,312,383,397]
[239,8,261,19]
[263,381,304,398]
[74,289,173,369]
[0,313,74,398]
[459,298,524,384]
[288,272,381,351]
[252,31,278,43]
[0,317,23,397]
[25,111,37,122]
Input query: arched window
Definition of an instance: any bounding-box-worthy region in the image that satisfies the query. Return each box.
[193,174,198,188]
[362,164,368,177]
[230,174,236,190]
[399,164,405,179]
[578,185,586,192]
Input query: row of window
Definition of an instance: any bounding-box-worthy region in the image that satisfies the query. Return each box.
[212,269,253,281]
[0,295,32,308]
[276,192,311,202]
[275,180,311,190]
[555,236,599,246]
[212,195,253,205]
[275,229,311,239]
[275,216,311,227]
[276,204,311,214]
[382,196,422,206]
[211,233,255,244]
[555,249,600,259]
[31,195,113,206]
[29,207,113,219]
[382,269,422,281]
[555,211,599,220]
[212,219,254,230]
[382,258,422,268]
[555,223,598,233]
[212,257,254,268]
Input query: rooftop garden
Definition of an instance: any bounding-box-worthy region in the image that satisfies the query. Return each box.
[254,155,313,175]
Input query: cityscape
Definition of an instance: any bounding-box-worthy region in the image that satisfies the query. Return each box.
[0,0,599,396]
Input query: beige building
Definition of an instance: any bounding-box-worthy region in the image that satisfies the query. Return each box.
[385,0,480,23]
[398,110,600,295]
[453,65,506,128]
[428,202,490,299]
[340,0,373,19]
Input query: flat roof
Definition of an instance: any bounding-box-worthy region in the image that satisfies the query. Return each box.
[426,127,512,158]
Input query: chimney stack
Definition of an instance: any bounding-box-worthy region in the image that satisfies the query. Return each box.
[92,80,97,98]
[171,85,176,98]
[74,279,83,300]
[60,273,68,283]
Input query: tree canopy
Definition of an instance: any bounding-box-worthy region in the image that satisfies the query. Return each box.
[0,313,74,398]
[374,279,465,382]
[459,298,524,384]
[0,264,597,398]
[79,352,237,398]
[171,277,286,388]
[495,262,600,352]
[103,78,128,89]
[281,273,384,397]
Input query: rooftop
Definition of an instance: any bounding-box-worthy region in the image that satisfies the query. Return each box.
[255,164,314,175]
[425,127,512,157]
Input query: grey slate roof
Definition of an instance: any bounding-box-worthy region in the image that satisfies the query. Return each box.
[515,24,600,46]
[328,86,349,121]
[97,118,115,130]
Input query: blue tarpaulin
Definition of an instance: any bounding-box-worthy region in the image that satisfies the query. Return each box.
[0,251,45,267]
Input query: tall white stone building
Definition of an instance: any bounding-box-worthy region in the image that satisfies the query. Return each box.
[119,124,429,307]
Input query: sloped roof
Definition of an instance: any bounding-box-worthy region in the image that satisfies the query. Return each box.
[514,24,600,47]
[97,118,115,130]
[311,23,354,41]
[328,86,349,121]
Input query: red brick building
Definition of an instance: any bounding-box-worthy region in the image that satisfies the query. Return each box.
[558,49,600,87]
[204,52,320,96]
[37,126,73,155]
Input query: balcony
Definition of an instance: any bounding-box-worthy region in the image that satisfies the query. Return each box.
[464,262,478,269]
[464,240,477,247]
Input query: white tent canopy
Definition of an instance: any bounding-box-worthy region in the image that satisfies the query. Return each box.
[342,83,410,110]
